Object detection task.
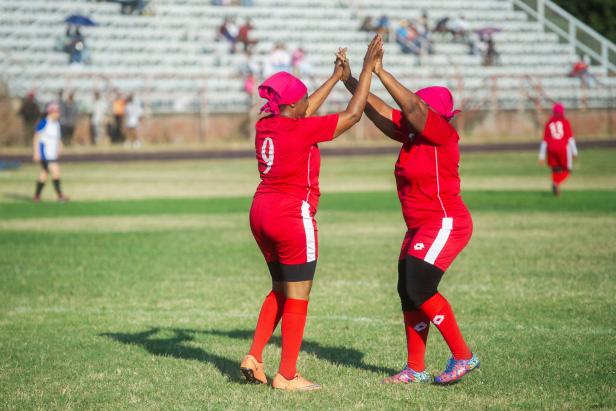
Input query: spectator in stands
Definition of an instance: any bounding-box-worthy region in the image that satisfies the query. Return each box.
[218,17,239,54]
[59,92,78,145]
[119,0,148,15]
[264,42,292,77]
[418,11,430,36]
[238,18,257,53]
[434,17,450,34]
[482,35,499,66]
[375,15,391,42]
[359,16,376,33]
[91,91,109,145]
[111,91,126,143]
[448,15,469,42]
[124,95,144,148]
[18,91,41,145]
[569,56,597,88]
[64,26,87,64]
[396,20,422,57]
[292,47,314,78]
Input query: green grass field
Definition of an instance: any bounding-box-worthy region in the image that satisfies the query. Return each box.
[1,149,615,410]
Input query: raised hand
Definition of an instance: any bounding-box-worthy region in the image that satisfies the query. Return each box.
[363,35,383,71]
[373,47,384,75]
[335,48,351,82]
[334,47,348,81]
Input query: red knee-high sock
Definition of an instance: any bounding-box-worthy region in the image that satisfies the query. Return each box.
[248,290,286,363]
[420,293,472,360]
[278,298,309,380]
[403,310,430,372]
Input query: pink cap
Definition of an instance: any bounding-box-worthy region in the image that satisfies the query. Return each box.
[415,86,461,121]
[552,102,565,116]
[258,71,308,115]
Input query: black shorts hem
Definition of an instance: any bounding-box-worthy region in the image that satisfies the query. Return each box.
[267,261,317,282]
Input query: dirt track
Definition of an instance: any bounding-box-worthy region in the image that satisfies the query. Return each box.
[1,140,614,163]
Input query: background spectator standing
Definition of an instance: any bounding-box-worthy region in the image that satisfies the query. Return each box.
[569,55,597,87]
[218,17,239,53]
[18,91,41,145]
[359,16,376,33]
[124,95,143,148]
[91,91,109,145]
[375,15,391,41]
[111,91,126,143]
[448,15,470,42]
[483,35,499,66]
[264,42,291,77]
[64,25,87,64]
[59,91,78,145]
[237,18,257,53]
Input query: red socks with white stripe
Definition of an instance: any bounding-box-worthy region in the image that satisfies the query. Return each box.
[279,298,309,379]
[420,293,472,360]
[248,290,286,363]
[403,310,430,371]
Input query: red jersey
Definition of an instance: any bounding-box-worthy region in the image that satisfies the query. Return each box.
[543,116,573,151]
[254,114,339,210]
[392,109,469,228]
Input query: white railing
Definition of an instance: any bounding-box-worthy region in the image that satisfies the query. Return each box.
[510,0,616,75]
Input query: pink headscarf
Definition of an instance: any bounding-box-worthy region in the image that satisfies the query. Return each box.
[415,86,461,121]
[258,72,308,115]
[552,102,565,117]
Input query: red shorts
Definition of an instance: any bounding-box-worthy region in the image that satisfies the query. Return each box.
[400,215,473,272]
[250,193,318,265]
[547,148,571,171]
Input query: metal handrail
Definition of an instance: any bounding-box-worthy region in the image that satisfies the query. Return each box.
[510,0,616,75]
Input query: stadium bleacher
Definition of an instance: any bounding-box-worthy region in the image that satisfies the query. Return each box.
[1,0,615,114]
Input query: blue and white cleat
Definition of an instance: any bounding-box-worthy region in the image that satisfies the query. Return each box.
[382,366,432,384]
[433,353,480,385]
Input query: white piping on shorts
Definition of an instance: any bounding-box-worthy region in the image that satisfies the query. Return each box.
[301,200,316,262]
[424,217,453,265]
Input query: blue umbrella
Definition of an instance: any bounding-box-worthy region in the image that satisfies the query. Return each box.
[64,14,97,27]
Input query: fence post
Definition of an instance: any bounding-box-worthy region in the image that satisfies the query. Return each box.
[537,0,545,29]
[601,41,609,75]
[568,19,576,57]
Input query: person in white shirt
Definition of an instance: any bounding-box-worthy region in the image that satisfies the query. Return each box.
[124,95,143,148]
[32,103,68,202]
[91,91,109,145]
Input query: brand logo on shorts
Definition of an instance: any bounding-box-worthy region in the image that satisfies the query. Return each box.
[432,315,445,325]
[414,243,425,251]
[414,322,428,332]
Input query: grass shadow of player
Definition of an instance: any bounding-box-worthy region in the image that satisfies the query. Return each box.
[100,328,242,383]
[3,193,35,202]
[202,328,397,376]
[100,327,396,381]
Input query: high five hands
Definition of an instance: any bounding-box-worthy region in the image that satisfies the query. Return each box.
[335,35,384,82]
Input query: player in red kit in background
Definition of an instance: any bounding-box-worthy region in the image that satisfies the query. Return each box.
[340,47,479,385]
[539,103,578,196]
[240,36,383,391]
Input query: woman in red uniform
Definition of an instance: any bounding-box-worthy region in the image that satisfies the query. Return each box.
[340,50,479,385]
[539,103,578,196]
[240,36,383,391]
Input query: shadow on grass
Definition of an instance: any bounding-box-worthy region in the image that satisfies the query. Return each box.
[100,328,241,383]
[3,193,34,202]
[100,327,396,383]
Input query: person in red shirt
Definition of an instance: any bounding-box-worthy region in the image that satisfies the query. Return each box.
[240,36,383,391]
[340,50,479,385]
[539,103,578,196]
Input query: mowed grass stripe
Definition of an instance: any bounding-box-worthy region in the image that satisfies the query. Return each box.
[1,189,616,220]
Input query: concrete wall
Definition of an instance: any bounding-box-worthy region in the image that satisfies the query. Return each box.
[3,105,616,146]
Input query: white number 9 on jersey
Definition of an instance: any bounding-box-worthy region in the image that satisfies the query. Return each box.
[260,137,275,174]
